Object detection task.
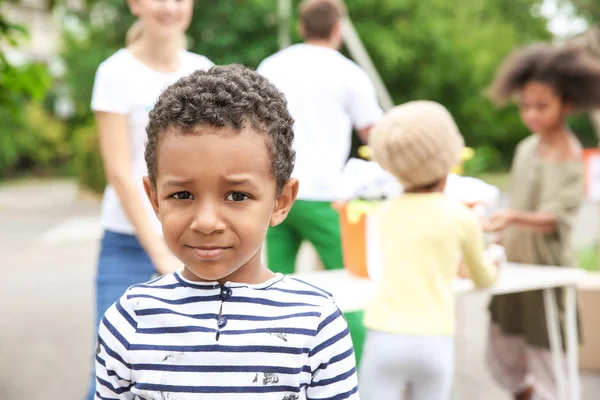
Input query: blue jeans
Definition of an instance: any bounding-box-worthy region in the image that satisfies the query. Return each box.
[85,230,155,400]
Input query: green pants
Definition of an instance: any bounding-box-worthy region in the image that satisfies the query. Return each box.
[266,199,343,274]
[345,311,366,367]
[266,200,367,366]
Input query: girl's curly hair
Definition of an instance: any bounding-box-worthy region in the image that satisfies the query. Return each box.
[486,42,600,110]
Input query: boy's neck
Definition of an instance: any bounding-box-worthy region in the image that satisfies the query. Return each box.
[181,255,276,287]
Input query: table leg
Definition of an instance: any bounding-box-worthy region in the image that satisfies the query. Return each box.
[543,288,566,400]
[565,285,580,400]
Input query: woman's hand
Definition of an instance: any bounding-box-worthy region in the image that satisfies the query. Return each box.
[149,240,183,276]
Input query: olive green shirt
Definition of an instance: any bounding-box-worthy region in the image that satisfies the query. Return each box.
[489,135,584,349]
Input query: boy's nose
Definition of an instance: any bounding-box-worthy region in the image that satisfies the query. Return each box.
[189,204,226,234]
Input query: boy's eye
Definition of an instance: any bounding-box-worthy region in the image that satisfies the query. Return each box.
[226,192,249,202]
[171,191,193,200]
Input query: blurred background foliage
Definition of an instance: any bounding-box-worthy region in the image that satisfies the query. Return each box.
[1,0,598,192]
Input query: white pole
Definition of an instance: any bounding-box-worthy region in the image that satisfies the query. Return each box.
[340,17,395,111]
[543,288,567,400]
[565,286,581,400]
[278,0,292,49]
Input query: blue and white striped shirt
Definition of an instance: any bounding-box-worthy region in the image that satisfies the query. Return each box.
[95,272,359,399]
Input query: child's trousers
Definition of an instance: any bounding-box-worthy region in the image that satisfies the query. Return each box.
[359,330,455,400]
[486,324,567,400]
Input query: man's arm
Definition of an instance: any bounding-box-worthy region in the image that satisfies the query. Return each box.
[348,69,384,142]
[357,126,373,144]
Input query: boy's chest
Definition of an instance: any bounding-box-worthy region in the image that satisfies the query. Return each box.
[128,302,318,399]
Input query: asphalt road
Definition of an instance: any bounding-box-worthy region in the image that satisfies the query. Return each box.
[0,179,598,400]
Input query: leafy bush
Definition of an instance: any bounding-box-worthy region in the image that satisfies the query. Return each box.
[0,100,68,177]
[71,121,106,194]
[0,106,23,176]
[463,145,504,175]
[19,102,69,169]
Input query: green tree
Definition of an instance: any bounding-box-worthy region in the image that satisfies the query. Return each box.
[63,0,557,190]
[0,0,54,176]
[0,0,50,110]
[62,0,280,191]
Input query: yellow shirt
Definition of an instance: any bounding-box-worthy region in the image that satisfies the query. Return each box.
[363,193,498,336]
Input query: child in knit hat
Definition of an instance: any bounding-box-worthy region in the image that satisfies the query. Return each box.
[358,100,499,400]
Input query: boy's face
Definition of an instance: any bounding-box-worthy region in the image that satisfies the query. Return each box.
[144,126,298,284]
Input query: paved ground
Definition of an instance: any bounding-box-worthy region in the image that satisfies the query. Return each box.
[0,179,599,399]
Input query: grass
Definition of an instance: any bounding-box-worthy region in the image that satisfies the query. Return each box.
[577,246,600,272]
[469,171,511,192]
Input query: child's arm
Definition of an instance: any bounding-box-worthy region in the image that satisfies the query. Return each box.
[484,165,583,235]
[460,209,498,288]
[484,209,556,233]
[94,295,136,399]
[307,301,359,399]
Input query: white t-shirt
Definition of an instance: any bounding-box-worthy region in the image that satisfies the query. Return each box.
[257,44,384,201]
[91,49,214,235]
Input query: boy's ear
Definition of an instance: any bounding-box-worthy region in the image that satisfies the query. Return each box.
[143,176,161,220]
[270,178,299,227]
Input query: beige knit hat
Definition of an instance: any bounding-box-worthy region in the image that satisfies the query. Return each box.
[369,100,464,189]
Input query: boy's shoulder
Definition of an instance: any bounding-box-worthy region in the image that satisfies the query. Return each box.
[433,195,477,223]
[119,273,191,306]
[119,273,339,311]
[274,275,338,308]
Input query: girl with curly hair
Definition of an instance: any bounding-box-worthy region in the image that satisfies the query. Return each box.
[484,43,600,400]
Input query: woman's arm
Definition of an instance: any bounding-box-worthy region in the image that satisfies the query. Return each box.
[96,111,180,274]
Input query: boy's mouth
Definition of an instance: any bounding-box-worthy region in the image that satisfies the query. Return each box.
[188,245,231,260]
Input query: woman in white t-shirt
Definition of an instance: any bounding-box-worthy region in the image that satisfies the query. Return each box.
[85,1,213,398]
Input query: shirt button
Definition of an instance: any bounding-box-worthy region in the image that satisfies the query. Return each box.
[217,316,227,328]
[220,287,232,301]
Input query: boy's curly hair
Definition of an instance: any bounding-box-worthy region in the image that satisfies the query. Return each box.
[145,64,295,193]
[486,42,600,109]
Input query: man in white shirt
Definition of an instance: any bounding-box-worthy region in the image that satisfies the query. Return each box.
[257,0,384,274]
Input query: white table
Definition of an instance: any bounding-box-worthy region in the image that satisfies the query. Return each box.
[292,264,587,400]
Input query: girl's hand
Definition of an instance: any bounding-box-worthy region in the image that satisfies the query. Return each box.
[483,210,515,232]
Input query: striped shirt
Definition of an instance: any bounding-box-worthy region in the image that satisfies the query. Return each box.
[95,272,359,399]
